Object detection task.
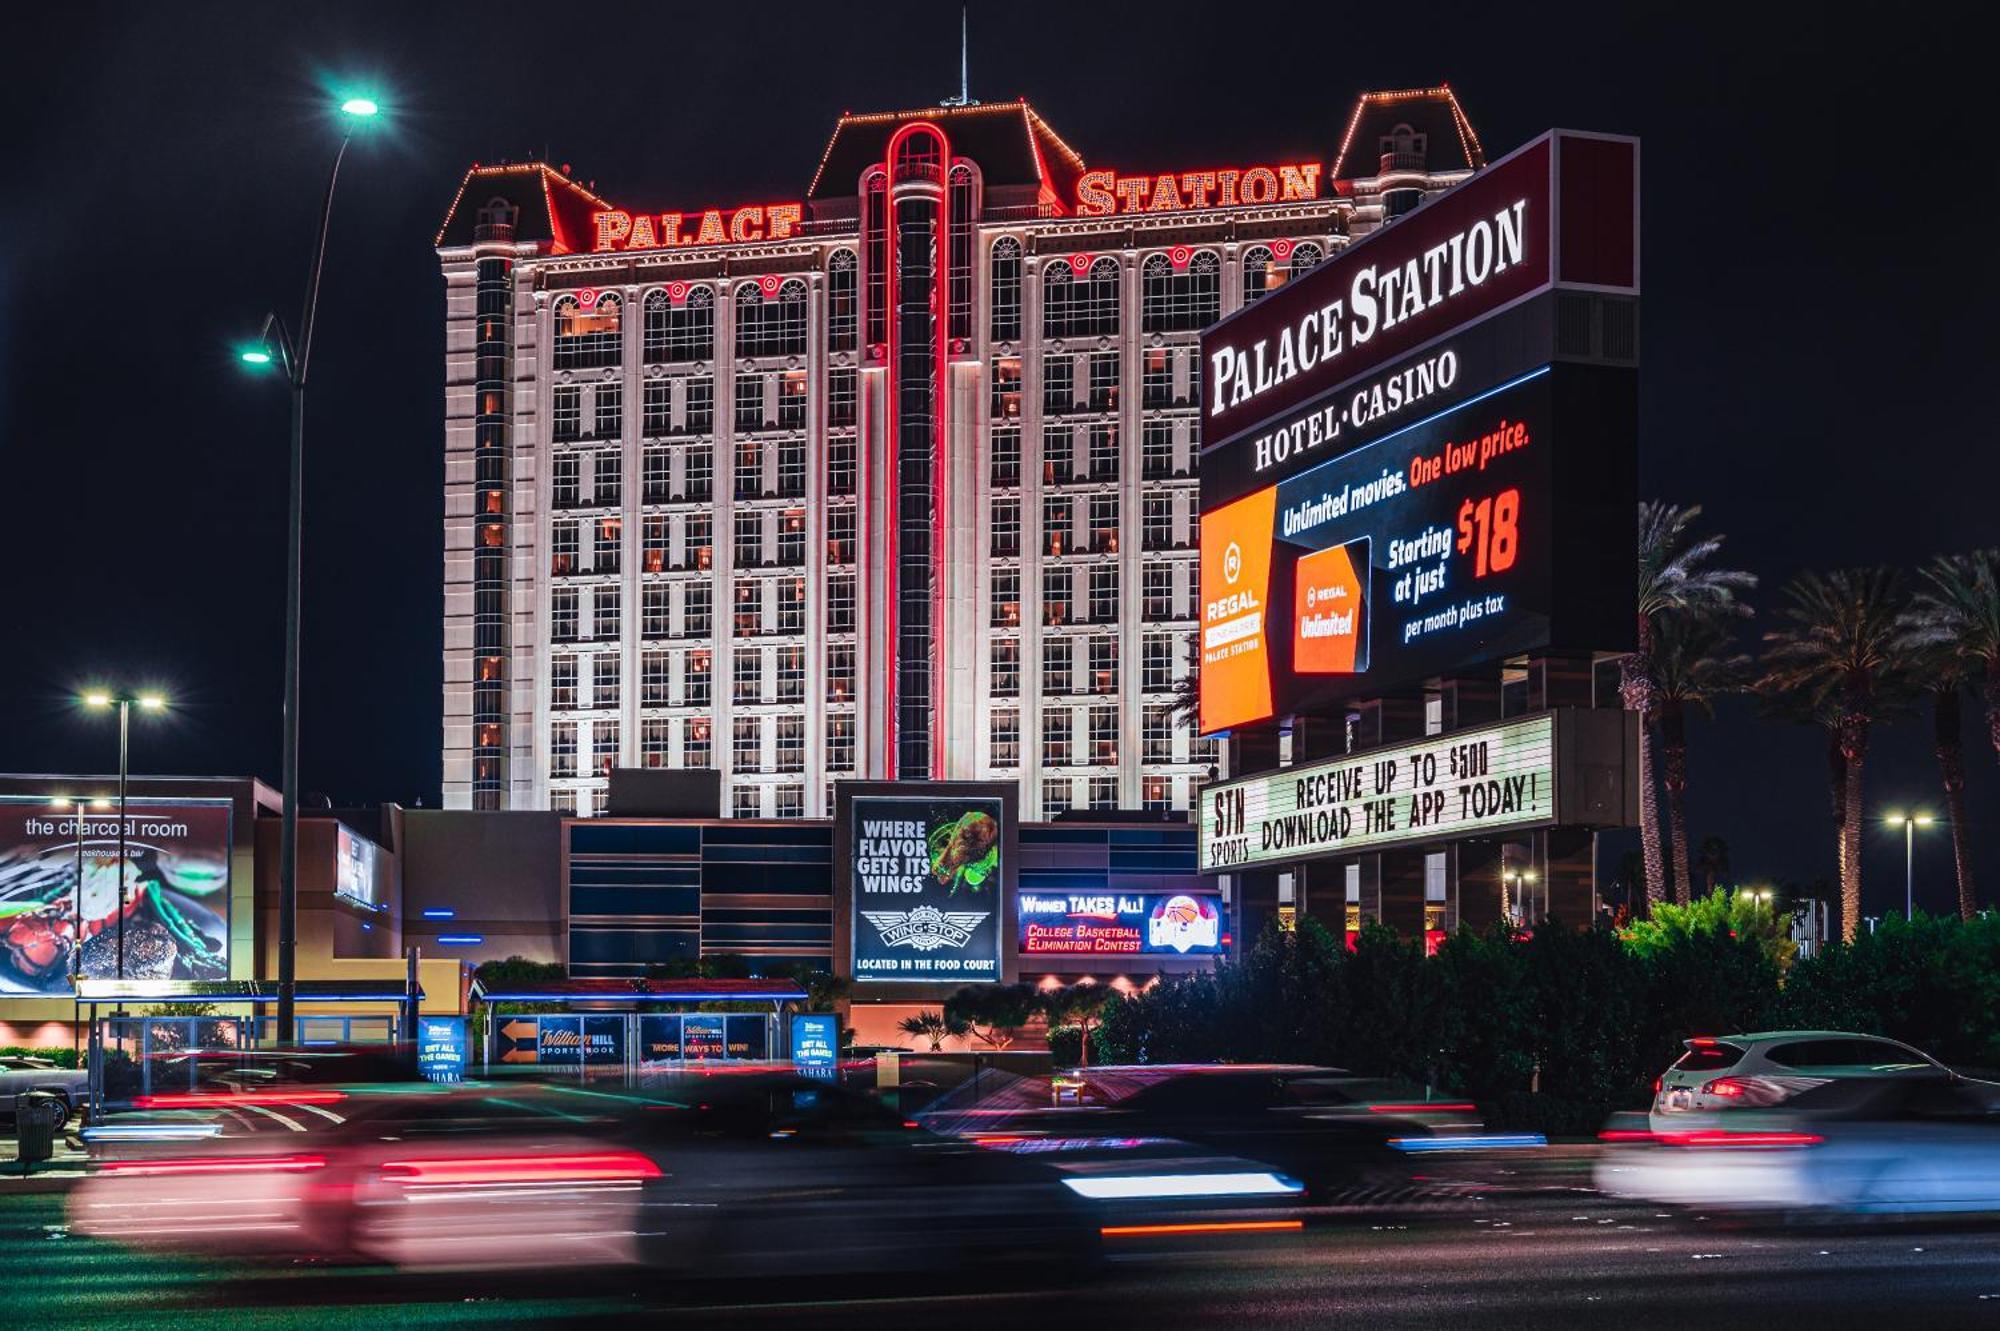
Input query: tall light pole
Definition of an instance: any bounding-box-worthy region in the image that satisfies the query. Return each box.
[81,693,166,987]
[49,795,111,984]
[1887,812,1935,920]
[239,91,380,1044]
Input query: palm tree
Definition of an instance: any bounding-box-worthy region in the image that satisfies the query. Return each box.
[1650,616,1752,904]
[1758,568,1915,940]
[1696,836,1732,896]
[1905,551,2000,921]
[1627,504,1758,902]
[1908,550,2000,764]
[896,1010,964,1053]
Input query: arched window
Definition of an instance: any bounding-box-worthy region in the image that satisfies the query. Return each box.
[1043,256,1120,339]
[948,163,978,340]
[734,278,809,358]
[862,168,888,347]
[643,285,715,364]
[1241,247,1276,305]
[826,250,858,352]
[1243,243,1323,305]
[1141,250,1221,333]
[989,236,1022,342]
[553,291,622,369]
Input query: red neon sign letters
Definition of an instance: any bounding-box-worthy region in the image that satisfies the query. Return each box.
[592,203,804,253]
[1075,163,1322,217]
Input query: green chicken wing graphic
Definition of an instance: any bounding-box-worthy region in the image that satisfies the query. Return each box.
[927,811,999,896]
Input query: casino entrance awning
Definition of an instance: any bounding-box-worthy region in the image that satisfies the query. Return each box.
[468,977,808,1006]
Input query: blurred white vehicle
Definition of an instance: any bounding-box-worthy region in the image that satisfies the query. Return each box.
[1648,1031,1974,1133]
[1603,1030,2000,1215]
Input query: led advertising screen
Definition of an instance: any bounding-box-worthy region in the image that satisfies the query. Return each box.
[1200,713,1557,870]
[1017,892,1228,957]
[791,1014,839,1068]
[851,795,1004,983]
[334,824,379,909]
[0,797,233,996]
[1198,364,1634,733]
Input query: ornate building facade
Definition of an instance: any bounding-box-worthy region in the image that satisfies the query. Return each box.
[435,87,1483,816]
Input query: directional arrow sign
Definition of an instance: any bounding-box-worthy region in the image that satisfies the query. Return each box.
[500,1048,540,1064]
[501,1019,538,1042]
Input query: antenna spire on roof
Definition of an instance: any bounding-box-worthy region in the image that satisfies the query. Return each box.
[942,5,978,107]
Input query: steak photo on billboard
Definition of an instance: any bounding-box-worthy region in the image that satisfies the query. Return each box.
[0,798,233,996]
[852,796,1003,982]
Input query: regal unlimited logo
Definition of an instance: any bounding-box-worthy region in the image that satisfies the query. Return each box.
[1223,541,1243,584]
[861,904,989,952]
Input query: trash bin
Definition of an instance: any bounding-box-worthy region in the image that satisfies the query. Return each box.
[14,1091,63,1168]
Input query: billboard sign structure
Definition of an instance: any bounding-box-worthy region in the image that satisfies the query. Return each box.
[791,1014,839,1068]
[334,825,379,909]
[1201,712,1566,871]
[850,795,1005,983]
[417,1017,468,1083]
[1017,892,1229,957]
[0,797,233,997]
[1197,130,1639,734]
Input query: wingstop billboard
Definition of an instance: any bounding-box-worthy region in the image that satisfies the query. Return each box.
[838,783,1016,986]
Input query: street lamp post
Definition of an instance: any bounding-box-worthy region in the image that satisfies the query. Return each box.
[82,693,165,991]
[50,796,110,984]
[1887,812,1935,920]
[240,93,378,1044]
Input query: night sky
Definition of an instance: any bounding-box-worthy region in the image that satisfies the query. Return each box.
[4,5,1993,918]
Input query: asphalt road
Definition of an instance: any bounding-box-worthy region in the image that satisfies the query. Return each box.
[8,1188,2000,1329]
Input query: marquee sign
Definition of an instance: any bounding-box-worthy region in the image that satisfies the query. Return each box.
[1018,892,1228,957]
[1199,713,1557,871]
[1201,130,1638,451]
[1075,163,1322,217]
[592,203,805,252]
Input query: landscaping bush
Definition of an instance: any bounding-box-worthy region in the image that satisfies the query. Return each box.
[1083,904,1997,1133]
[0,1045,79,1069]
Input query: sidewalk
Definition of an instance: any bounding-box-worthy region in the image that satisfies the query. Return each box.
[0,1128,92,1193]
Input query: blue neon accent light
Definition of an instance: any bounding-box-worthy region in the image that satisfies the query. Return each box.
[422,908,456,919]
[435,934,484,945]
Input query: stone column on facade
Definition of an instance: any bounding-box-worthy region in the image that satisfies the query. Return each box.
[620,282,642,773]
[1020,256,1046,816]
[521,277,551,813]
[1118,246,1143,808]
[804,268,828,812]
[712,281,737,804]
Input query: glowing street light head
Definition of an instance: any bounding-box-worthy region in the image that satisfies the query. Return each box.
[1915,814,1935,827]
[83,692,112,709]
[238,347,274,366]
[340,96,380,118]
[137,694,167,711]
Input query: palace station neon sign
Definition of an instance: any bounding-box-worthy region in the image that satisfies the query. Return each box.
[1075,162,1322,216]
[587,159,1324,249]
[592,203,805,252]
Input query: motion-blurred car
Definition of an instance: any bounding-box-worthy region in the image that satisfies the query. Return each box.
[1647,1031,1989,1132]
[71,1086,661,1270]
[1602,1031,2000,1215]
[0,1054,88,1125]
[938,1065,1483,1206]
[625,1073,1098,1278]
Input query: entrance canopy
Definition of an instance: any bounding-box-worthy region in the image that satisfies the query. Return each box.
[470,977,807,1006]
[74,978,424,1006]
